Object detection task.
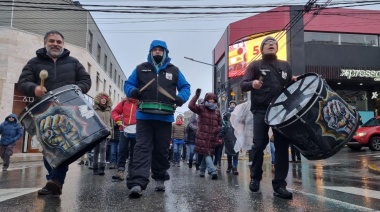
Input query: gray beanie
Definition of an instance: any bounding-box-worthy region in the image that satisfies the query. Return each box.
[260,36,277,52]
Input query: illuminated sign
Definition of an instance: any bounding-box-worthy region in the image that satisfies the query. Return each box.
[340,69,380,81]
[228,31,287,78]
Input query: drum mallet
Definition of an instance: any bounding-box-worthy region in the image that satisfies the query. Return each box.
[140,78,155,92]
[157,85,175,101]
[39,70,48,88]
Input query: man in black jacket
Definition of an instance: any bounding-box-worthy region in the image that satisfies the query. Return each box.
[240,36,296,199]
[17,30,91,196]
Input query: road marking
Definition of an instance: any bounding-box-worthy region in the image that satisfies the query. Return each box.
[323,186,380,200]
[293,189,378,211]
[0,188,40,202]
[358,153,380,156]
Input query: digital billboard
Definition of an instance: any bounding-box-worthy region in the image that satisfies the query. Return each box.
[228,31,287,78]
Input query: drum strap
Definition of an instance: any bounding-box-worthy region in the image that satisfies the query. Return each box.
[138,102,175,114]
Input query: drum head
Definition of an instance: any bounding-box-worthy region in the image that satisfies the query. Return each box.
[266,73,321,126]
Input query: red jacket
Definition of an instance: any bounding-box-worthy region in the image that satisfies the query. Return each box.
[111,98,138,131]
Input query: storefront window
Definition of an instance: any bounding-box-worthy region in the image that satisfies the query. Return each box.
[335,90,368,111]
[305,32,379,47]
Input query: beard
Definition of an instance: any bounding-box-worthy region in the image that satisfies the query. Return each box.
[46,47,63,58]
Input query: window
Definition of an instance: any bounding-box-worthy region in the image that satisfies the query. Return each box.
[304,32,339,45]
[305,32,379,47]
[103,79,106,92]
[114,69,117,83]
[88,30,93,53]
[104,54,108,70]
[87,62,91,74]
[114,89,116,102]
[96,72,100,91]
[96,44,101,62]
[340,33,378,46]
[109,85,112,96]
[118,75,121,88]
[109,63,113,78]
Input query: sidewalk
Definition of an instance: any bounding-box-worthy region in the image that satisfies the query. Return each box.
[0,153,43,164]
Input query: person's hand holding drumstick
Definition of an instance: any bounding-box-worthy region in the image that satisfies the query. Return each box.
[35,70,48,97]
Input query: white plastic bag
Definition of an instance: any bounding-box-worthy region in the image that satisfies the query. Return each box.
[124,124,136,134]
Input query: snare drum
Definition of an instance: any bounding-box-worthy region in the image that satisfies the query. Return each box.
[265,73,359,160]
[19,85,110,168]
[138,101,175,115]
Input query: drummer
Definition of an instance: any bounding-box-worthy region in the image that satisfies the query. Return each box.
[240,36,297,199]
[17,30,91,196]
[124,40,190,198]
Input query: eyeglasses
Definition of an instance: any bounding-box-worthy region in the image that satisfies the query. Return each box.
[263,40,277,45]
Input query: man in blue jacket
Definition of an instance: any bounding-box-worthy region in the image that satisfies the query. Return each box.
[0,114,23,171]
[125,40,191,198]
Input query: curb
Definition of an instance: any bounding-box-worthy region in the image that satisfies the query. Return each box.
[368,164,380,175]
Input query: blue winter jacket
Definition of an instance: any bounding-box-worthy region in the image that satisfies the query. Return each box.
[124,40,191,122]
[0,114,23,146]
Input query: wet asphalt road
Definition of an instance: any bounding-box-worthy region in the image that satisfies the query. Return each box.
[0,147,379,212]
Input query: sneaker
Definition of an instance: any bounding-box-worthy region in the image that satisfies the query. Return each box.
[38,180,62,195]
[232,168,239,175]
[211,173,218,180]
[112,170,125,181]
[2,165,8,171]
[155,180,165,191]
[249,179,260,192]
[109,163,116,169]
[129,186,143,198]
[226,166,232,173]
[77,160,84,165]
[274,187,293,199]
[199,172,205,177]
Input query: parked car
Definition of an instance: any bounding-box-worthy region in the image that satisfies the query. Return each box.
[347,116,380,151]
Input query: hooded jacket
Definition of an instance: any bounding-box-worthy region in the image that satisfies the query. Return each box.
[188,93,221,156]
[93,92,114,138]
[0,114,23,146]
[18,48,91,97]
[111,98,138,131]
[124,40,191,123]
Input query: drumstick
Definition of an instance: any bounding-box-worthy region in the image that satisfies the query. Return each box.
[39,70,48,87]
[140,78,155,92]
[157,85,175,101]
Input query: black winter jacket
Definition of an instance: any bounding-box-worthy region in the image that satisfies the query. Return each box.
[240,55,292,111]
[18,48,91,97]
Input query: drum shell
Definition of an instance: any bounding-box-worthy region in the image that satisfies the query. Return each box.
[266,74,359,160]
[19,85,110,168]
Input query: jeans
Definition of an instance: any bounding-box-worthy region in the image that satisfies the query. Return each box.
[227,154,239,168]
[186,144,195,162]
[200,155,216,175]
[43,157,69,184]
[110,139,119,164]
[93,139,107,168]
[270,142,275,164]
[172,142,183,163]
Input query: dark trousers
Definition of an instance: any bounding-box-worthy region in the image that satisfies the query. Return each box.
[43,157,69,184]
[290,145,301,161]
[213,145,223,166]
[117,132,136,171]
[126,120,171,190]
[250,110,290,190]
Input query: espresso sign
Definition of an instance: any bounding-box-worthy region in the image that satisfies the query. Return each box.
[340,69,380,80]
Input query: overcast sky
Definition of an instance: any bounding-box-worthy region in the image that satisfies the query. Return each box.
[79,0,380,116]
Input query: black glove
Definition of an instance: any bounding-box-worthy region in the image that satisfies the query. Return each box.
[195,88,201,97]
[175,96,184,107]
[130,88,141,99]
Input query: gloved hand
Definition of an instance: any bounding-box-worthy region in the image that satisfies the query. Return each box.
[175,96,184,107]
[116,120,122,126]
[195,88,201,97]
[130,88,141,99]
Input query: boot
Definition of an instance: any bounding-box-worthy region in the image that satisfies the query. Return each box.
[38,180,62,196]
[2,165,8,171]
[112,170,125,180]
[98,167,105,175]
[188,159,193,168]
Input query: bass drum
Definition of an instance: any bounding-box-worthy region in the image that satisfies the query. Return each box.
[19,85,110,168]
[265,73,359,160]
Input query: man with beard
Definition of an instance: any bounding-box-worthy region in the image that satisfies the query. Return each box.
[240,36,297,199]
[125,40,190,198]
[17,30,91,196]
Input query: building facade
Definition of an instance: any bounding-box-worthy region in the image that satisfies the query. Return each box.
[0,0,127,153]
[213,6,380,117]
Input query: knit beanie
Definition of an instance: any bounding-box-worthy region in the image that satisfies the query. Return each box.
[260,36,277,52]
